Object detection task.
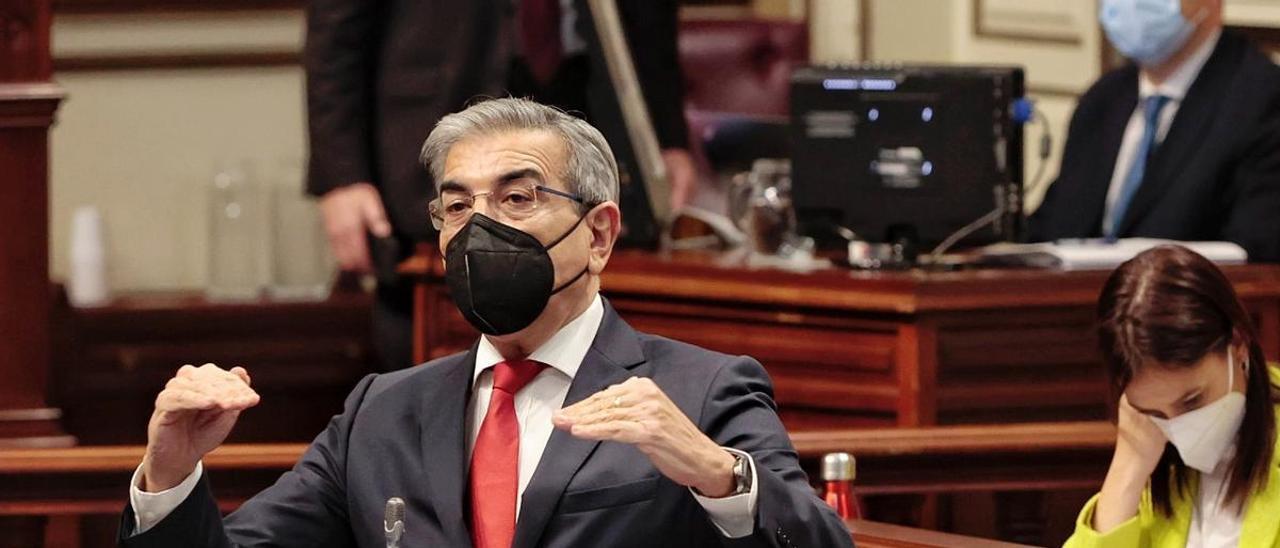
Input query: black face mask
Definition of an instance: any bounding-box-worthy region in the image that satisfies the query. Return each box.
[444,212,589,336]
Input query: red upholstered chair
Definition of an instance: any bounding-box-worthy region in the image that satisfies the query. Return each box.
[679,19,809,116]
[676,19,809,197]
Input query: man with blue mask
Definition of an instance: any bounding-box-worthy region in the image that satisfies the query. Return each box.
[1029,0,1280,263]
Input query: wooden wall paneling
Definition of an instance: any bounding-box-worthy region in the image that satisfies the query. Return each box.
[47,0,759,15]
[615,301,904,424]
[41,515,79,548]
[1247,298,1280,361]
[50,291,376,445]
[932,307,1108,424]
[52,0,300,14]
[0,0,70,447]
[416,286,473,361]
[53,51,300,72]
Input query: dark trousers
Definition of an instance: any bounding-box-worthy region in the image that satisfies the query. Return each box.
[507,55,593,121]
[372,279,415,372]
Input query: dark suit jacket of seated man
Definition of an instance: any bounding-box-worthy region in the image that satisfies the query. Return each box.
[1029,18,1280,262]
[116,97,853,548]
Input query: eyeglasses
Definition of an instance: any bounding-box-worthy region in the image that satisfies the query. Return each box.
[428,180,586,230]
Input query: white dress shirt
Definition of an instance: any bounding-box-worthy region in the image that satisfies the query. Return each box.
[1186,460,1244,548]
[1101,29,1222,234]
[130,294,758,537]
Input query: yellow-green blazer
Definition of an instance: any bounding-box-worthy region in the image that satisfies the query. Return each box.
[1065,392,1280,547]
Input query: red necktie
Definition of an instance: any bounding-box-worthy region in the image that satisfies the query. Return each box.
[470,359,547,548]
[520,0,563,84]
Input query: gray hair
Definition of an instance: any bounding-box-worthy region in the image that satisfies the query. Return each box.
[420,97,620,205]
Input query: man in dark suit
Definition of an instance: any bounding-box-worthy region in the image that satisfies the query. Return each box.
[118,98,851,548]
[1028,0,1280,262]
[306,0,698,371]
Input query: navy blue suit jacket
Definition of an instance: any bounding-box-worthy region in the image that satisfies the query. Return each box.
[118,300,852,548]
[1029,31,1280,262]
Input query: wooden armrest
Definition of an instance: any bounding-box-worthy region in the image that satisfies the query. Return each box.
[791,421,1116,458]
[0,443,307,474]
[849,519,1035,547]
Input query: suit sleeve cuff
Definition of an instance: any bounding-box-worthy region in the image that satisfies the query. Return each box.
[690,447,759,538]
[129,461,204,535]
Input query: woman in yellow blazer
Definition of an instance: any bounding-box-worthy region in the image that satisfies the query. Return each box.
[1065,245,1280,548]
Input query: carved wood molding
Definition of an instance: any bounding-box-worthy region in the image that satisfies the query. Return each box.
[52,0,301,14]
[972,0,1084,46]
[54,50,299,72]
[0,82,64,127]
[0,443,305,472]
[0,0,66,441]
[49,0,750,15]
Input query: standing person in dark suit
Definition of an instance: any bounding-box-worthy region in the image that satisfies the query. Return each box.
[1028,0,1280,262]
[115,99,850,548]
[306,0,698,371]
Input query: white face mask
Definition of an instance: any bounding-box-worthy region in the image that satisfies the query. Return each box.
[1149,352,1248,473]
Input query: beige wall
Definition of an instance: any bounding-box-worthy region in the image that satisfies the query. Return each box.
[809,0,863,62]
[50,11,307,291]
[947,0,1102,212]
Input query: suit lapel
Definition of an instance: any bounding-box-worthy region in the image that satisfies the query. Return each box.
[1062,69,1137,238]
[1118,34,1235,236]
[511,301,647,548]
[1090,80,1140,236]
[414,344,477,547]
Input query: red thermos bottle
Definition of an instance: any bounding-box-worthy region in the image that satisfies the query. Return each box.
[821,452,862,520]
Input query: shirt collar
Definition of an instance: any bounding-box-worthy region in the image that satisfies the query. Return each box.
[472,293,604,386]
[1139,28,1221,102]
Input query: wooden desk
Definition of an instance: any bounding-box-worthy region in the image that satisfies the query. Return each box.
[402,249,1280,428]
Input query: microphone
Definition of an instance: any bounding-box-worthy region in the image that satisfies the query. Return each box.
[384,497,405,548]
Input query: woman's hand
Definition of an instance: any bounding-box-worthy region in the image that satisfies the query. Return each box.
[1092,395,1167,533]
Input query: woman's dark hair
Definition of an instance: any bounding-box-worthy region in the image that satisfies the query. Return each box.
[1097,245,1278,515]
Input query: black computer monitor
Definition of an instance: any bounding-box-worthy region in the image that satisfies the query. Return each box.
[790,64,1025,250]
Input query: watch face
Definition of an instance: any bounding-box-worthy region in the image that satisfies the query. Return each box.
[733,453,751,494]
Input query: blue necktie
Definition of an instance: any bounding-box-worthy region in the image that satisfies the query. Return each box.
[1107,94,1170,239]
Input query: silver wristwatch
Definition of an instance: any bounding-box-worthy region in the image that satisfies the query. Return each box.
[730,451,752,495]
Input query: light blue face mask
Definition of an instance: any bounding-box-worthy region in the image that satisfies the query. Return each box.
[1100,0,1205,66]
